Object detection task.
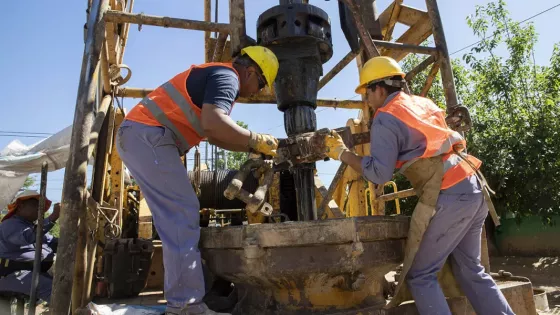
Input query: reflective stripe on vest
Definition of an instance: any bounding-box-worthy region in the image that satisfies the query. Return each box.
[139,96,191,153]
[161,82,205,137]
[376,92,481,189]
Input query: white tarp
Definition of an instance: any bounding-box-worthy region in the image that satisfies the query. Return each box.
[86,302,165,315]
[0,125,73,210]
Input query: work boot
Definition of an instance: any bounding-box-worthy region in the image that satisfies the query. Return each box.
[165,302,231,315]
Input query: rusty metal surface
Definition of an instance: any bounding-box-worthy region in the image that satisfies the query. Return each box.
[340,0,380,58]
[104,10,230,33]
[382,13,432,62]
[373,39,437,56]
[51,0,109,313]
[224,158,274,215]
[425,0,458,109]
[404,55,436,82]
[201,216,408,314]
[378,188,416,202]
[397,4,429,27]
[420,62,440,97]
[383,0,403,41]
[229,0,246,56]
[212,32,228,62]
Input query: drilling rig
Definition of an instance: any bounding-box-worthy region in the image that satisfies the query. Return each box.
[47,0,540,314]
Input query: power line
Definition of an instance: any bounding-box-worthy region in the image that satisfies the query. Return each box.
[449,3,560,56]
[0,134,49,138]
[0,130,54,136]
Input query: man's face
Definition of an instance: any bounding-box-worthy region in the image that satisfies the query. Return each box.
[239,66,266,97]
[365,85,387,111]
[17,198,40,222]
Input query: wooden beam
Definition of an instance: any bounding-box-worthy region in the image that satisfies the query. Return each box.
[420,62,440,96]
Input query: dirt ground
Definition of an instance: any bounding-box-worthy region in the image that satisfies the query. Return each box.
[491,256,560,314]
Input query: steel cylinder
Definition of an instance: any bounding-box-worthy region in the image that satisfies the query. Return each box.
[257,2,332,221]
[188,170,258,209]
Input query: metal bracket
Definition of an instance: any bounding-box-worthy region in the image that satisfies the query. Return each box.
[446,105,472,132]
[109,64,132,86]
[224,158,274,216]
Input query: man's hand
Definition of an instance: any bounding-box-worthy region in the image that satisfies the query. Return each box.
[48,203,61,222]
[249,132,278,156]
[325,130,349,160]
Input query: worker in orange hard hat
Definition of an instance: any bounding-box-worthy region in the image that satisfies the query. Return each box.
[117,46,279,315]
[324,56,513,314]
[0,190,61,304]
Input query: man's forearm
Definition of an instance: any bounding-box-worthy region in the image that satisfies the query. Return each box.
[207,137,250,152]
[340,151,363,174]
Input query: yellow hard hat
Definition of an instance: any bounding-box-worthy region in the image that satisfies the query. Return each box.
[355,56,405,94]
[241,46,279,88]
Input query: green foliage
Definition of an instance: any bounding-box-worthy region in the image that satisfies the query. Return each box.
[23,176,36,190]
[392,0,560,220]
[216,121,250,170]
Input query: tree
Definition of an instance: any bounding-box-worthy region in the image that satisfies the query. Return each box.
[23,176,36,190]
[216,121,250,170]
[389,0,560,222]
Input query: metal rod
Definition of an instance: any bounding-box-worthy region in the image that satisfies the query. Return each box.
[318,163,348,219]
[318,50,358,91]
[341,0,380,58]
[51,0,109,313]
[229,0,246,56]
[377,188,416,202]
[425,0,458,109]
[118,0,135,64]
[104,10,230,33]
[372,39,437,55]
[28,162,48,315]
[212,32,228,62]
[204,0,211,62]
[405,55,436,81]
[214,0,219,37]
[116,87,364,108]
[420,62,440,97]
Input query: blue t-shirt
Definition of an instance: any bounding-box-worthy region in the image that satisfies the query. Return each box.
[186,65,240,114]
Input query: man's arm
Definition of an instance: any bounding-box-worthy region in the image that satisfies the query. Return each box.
[326,118,400,185]
[201,104,251,152]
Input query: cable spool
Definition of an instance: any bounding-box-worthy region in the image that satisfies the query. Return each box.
[188,170,259,209]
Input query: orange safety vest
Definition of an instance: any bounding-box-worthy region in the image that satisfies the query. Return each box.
[126,63,239,153]
[375,92,482,189]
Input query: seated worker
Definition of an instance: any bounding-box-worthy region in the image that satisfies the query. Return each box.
[0,190,60,304]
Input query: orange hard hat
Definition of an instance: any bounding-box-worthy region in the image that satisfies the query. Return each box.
[2,190,52,222]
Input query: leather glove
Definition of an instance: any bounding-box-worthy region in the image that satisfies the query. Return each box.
[325,130,348,160]
[249,132,278,156]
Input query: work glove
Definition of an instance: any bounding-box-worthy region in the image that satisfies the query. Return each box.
[249,132,278,156]
[325,130,348,160]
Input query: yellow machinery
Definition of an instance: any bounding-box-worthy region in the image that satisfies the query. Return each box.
[49,0,539,314]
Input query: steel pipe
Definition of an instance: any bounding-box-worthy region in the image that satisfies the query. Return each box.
[28,162,48,315]
[425,0,458,109]
[318,50,358,91]
[372,40,437,55]
[104,10,230,33]
[51,0,109,313]
[115,87,364,109]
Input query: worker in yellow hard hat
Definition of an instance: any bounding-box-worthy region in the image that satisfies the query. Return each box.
[119,46,279,315]
[325,56,513,314]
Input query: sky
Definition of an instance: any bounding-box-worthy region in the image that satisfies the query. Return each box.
[0,0,558,207]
